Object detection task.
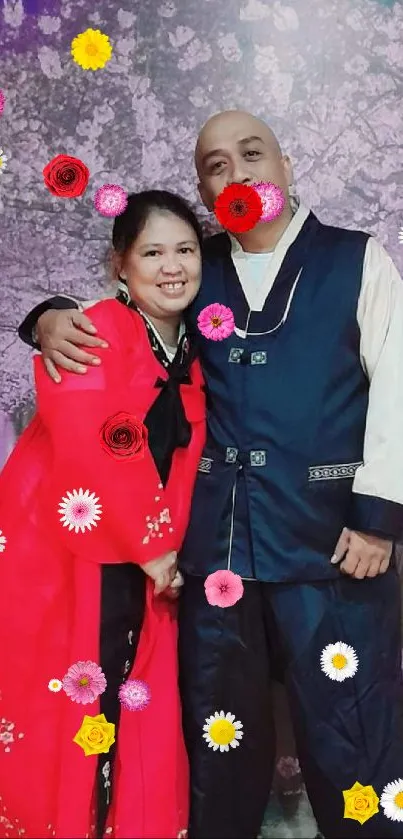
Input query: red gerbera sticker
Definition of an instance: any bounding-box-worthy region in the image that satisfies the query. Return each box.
[43,154,90,198]
[213,183,263,233]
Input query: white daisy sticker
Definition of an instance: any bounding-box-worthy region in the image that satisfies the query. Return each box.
[320,642,358,681]
[0,529,6,552]
[58,488,102,533]
[203,710,243,752]
[0,149,8,174]
[48,679,62,693]
[380,778,403,822]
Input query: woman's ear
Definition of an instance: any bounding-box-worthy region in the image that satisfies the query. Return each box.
[111,250,126,282]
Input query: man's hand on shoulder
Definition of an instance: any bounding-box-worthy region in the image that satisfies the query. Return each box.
[37,308,109,383]
[330,527,392,579]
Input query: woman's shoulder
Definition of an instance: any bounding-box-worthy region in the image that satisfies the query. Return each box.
[85,299,143,347]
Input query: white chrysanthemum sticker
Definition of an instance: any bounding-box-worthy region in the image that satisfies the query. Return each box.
[380,778,403,822]
[203,711,243,752]
[320,642,358,682]
[0,529,6,552]
[58,488,102,533]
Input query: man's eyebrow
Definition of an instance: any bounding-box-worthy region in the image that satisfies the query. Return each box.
[238,135,265,145]
[201,136,265,166]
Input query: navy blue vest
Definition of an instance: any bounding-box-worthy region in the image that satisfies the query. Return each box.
[180,212,372,582]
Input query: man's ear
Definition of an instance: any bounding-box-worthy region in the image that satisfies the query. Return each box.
[198,181,214,213]
[282,155,294,188]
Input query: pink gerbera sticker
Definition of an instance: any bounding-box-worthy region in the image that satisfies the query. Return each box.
[204,570,244,608]
[0,90,5,116]
[94,184,128,217]
[252,182,285,223]
[118,679,151,711]
[197,303,235,341]
[62,660,107,704]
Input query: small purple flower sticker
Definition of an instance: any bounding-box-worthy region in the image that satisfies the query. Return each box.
[118,679,151,711]
[0,91,5,116]
[94,184,128,217]
[252,182,285,223]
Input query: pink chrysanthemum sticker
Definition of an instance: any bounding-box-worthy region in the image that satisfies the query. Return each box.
[0,90,5,116]
[204,570,244,608]
[62,660,107,704]
[94,184,128,217]
[197,303,235,342]
[252,182,285,223]
[118,679,151,711]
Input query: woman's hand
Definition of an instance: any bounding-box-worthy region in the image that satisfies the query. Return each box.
[37,309,108,382]
[165,570,184,600]
[141,551,178,595]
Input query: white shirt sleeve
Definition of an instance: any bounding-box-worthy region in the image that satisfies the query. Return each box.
[353,236,403,506]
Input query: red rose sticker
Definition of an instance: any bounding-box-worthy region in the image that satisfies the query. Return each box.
[100,412,148,461]
[43,154,90,198]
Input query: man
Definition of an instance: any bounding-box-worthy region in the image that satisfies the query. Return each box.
[19,110,403,838]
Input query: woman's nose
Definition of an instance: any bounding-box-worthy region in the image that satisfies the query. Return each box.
[161,258,182,274]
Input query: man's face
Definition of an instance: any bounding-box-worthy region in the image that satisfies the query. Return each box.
[196,112,292,213]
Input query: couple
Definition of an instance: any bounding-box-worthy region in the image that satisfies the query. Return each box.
[2,108,403,839]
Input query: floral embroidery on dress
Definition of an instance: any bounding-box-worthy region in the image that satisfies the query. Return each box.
[0,804,26,837]
[0,529,6,552]
[102,760,111,804]
[0,719,24,753]
[142,506,173,544]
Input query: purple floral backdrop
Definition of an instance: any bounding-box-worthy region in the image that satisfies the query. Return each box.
[0,0,402,834]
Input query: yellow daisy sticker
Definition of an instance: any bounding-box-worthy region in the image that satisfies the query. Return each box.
[380,778,403,822]
[73,713,115,756]
[203,711,243,752]
[71,29,112,71]
[343,781,379,825]
[320,642,358,681]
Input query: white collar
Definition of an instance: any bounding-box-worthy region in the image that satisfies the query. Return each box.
[229,204,311,259]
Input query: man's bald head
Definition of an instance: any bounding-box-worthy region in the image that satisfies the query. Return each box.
[195,110,282,175]
[194,109,293,213]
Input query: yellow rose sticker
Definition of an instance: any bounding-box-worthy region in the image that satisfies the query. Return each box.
[73,713,115,757]
[343,781,379,825]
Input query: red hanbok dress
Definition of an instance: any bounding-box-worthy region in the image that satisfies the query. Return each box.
[0,300,206,839]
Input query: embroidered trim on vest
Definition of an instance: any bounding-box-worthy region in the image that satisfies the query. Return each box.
[228,348,244,363]
[198,457,213,474]
[225,447,238,463]
[251,351,267,365]
[250,450,266,466]
[308,462,363,481]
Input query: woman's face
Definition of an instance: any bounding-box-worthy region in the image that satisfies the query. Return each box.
[120,210,202,319]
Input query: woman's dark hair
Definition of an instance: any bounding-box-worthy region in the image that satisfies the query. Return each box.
[112,190,204,257]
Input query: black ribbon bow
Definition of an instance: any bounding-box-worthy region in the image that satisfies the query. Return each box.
[143,334,198,486]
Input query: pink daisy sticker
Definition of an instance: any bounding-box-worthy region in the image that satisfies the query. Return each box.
[62,660,107,704]
[197,303,235,341]
[204,570,244,608]
[118,679,151,711]
[252,182,285,223]
[94,184,128,217]
[0,90,5,116]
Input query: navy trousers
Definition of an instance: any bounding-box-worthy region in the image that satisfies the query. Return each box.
[179,569,403,838]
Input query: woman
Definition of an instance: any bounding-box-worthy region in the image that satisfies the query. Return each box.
[0,191,206,839]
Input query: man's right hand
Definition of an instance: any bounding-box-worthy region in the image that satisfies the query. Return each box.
[36,309,109,383]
